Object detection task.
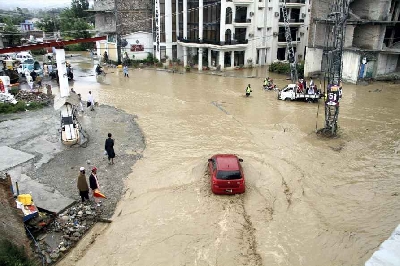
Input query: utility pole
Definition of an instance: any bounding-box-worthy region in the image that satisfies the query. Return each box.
[281,1,298,84]
[317,0,349,137]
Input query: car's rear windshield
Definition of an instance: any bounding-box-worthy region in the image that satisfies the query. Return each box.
[216,171,242,180]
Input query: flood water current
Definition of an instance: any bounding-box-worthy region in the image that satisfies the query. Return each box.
[66,54,400,266]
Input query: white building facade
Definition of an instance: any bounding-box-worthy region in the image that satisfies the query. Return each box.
[153,0,310,70]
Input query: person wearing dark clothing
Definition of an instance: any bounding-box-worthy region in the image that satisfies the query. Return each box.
[77,167,89,202]
[89,167,101,207]
[105,133,115,164]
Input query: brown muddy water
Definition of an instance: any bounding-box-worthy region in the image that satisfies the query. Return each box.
[62,54,400,266]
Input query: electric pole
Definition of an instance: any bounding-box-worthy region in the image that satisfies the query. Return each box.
[317,0,349,137]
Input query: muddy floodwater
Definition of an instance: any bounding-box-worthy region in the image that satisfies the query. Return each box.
[62,55,400,266]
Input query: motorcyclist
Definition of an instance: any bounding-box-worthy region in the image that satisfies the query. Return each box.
[96,64,103,75]
[263,78,268,89]
[245,84,252,97]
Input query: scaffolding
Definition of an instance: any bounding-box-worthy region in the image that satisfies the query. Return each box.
[318,0,349,137]
[281,1,298,83]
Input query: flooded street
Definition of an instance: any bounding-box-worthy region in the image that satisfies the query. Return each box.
[65,54,400,266]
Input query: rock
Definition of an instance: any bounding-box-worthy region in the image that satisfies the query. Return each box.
[59,247,67,252]
[38,234,47,241]
[46,255,52,264]
[87,160,91,164]
[69,236,79,242]
[73,232,81,237]
[50,252,59,259]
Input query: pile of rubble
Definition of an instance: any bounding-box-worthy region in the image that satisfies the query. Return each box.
[15,90,53,105]
[33,203,103,265]
[0,92,17,104]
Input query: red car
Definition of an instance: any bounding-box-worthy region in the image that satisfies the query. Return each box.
[208,154,245,195]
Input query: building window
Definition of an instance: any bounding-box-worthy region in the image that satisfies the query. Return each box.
[172,45,177,60]
[226,7,232,24]
[160,46,166,59]
[178,0,183,38]
[277,47,286,60]
[172,0,177,42]
[235,6,247,23]
[225,29,232,44]
[203,0,221,44]
[234,28,247,43]
[160,0,166,42]
[188,0,199,41]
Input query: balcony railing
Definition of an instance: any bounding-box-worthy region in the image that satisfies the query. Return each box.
[177,37,248,45]
[234,18,251,23]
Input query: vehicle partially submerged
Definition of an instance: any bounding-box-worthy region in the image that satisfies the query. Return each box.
[208,154,245,195]
[277,83,322,103]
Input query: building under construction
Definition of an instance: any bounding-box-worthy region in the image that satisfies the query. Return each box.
[305,0,400,83]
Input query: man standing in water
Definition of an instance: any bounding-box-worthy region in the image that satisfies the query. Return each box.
[246,84,252,97]
[87,91,95,111]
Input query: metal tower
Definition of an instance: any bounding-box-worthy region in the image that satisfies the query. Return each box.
[281,1,298,83]
[318,0,349,137]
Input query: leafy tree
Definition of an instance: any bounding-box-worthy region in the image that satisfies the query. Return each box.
[35,16,60,33]
[3,18,21,47]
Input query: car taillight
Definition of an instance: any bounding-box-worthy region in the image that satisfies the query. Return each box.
[237,181,241,185]
[213,180,217,185]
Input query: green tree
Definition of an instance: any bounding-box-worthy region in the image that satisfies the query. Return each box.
[3,18,20,47]
[35,16,59,32]
[71,0,92,22]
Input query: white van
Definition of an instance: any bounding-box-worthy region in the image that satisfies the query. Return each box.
[15,52,33,62]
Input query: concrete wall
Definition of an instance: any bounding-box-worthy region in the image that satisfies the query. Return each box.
[342,50,361,83]
[118,0,152,35]
[0,174,31,254]
[352,25,385,50]
[95,13,117,33]
[344,25,355,48]
[94,0,152,35]
[349,0,391,20]
[121,32,153,60]
[304,47,323,77]
[376,53,399,75]
[94,0,115,11]
[308,0,331,47]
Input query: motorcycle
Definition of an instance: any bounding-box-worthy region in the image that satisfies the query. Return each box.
[263,83,277,91]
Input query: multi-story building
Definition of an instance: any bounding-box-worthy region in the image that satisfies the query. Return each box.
[305,0,400,83]
[155,0,310,69]
[93,0,153,62]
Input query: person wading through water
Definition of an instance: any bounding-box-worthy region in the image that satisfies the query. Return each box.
[245,84,252,97]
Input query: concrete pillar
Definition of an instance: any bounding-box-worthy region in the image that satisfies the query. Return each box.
[208,49,212,67]
[183,46,188,67]
[198,48,203,70]
[220,6,226,43]
[55,49,69,98]
[219,50,225,69]
[199,0,203,40]
[183,0,187,39]
[231,51,234,68]
[165,0,173,59]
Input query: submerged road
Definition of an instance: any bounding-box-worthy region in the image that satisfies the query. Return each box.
[61,55,400,266]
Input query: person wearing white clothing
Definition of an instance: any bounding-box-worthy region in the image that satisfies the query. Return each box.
[87,91,95,111]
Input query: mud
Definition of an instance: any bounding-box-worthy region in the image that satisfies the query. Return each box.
[30,54,400,265]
